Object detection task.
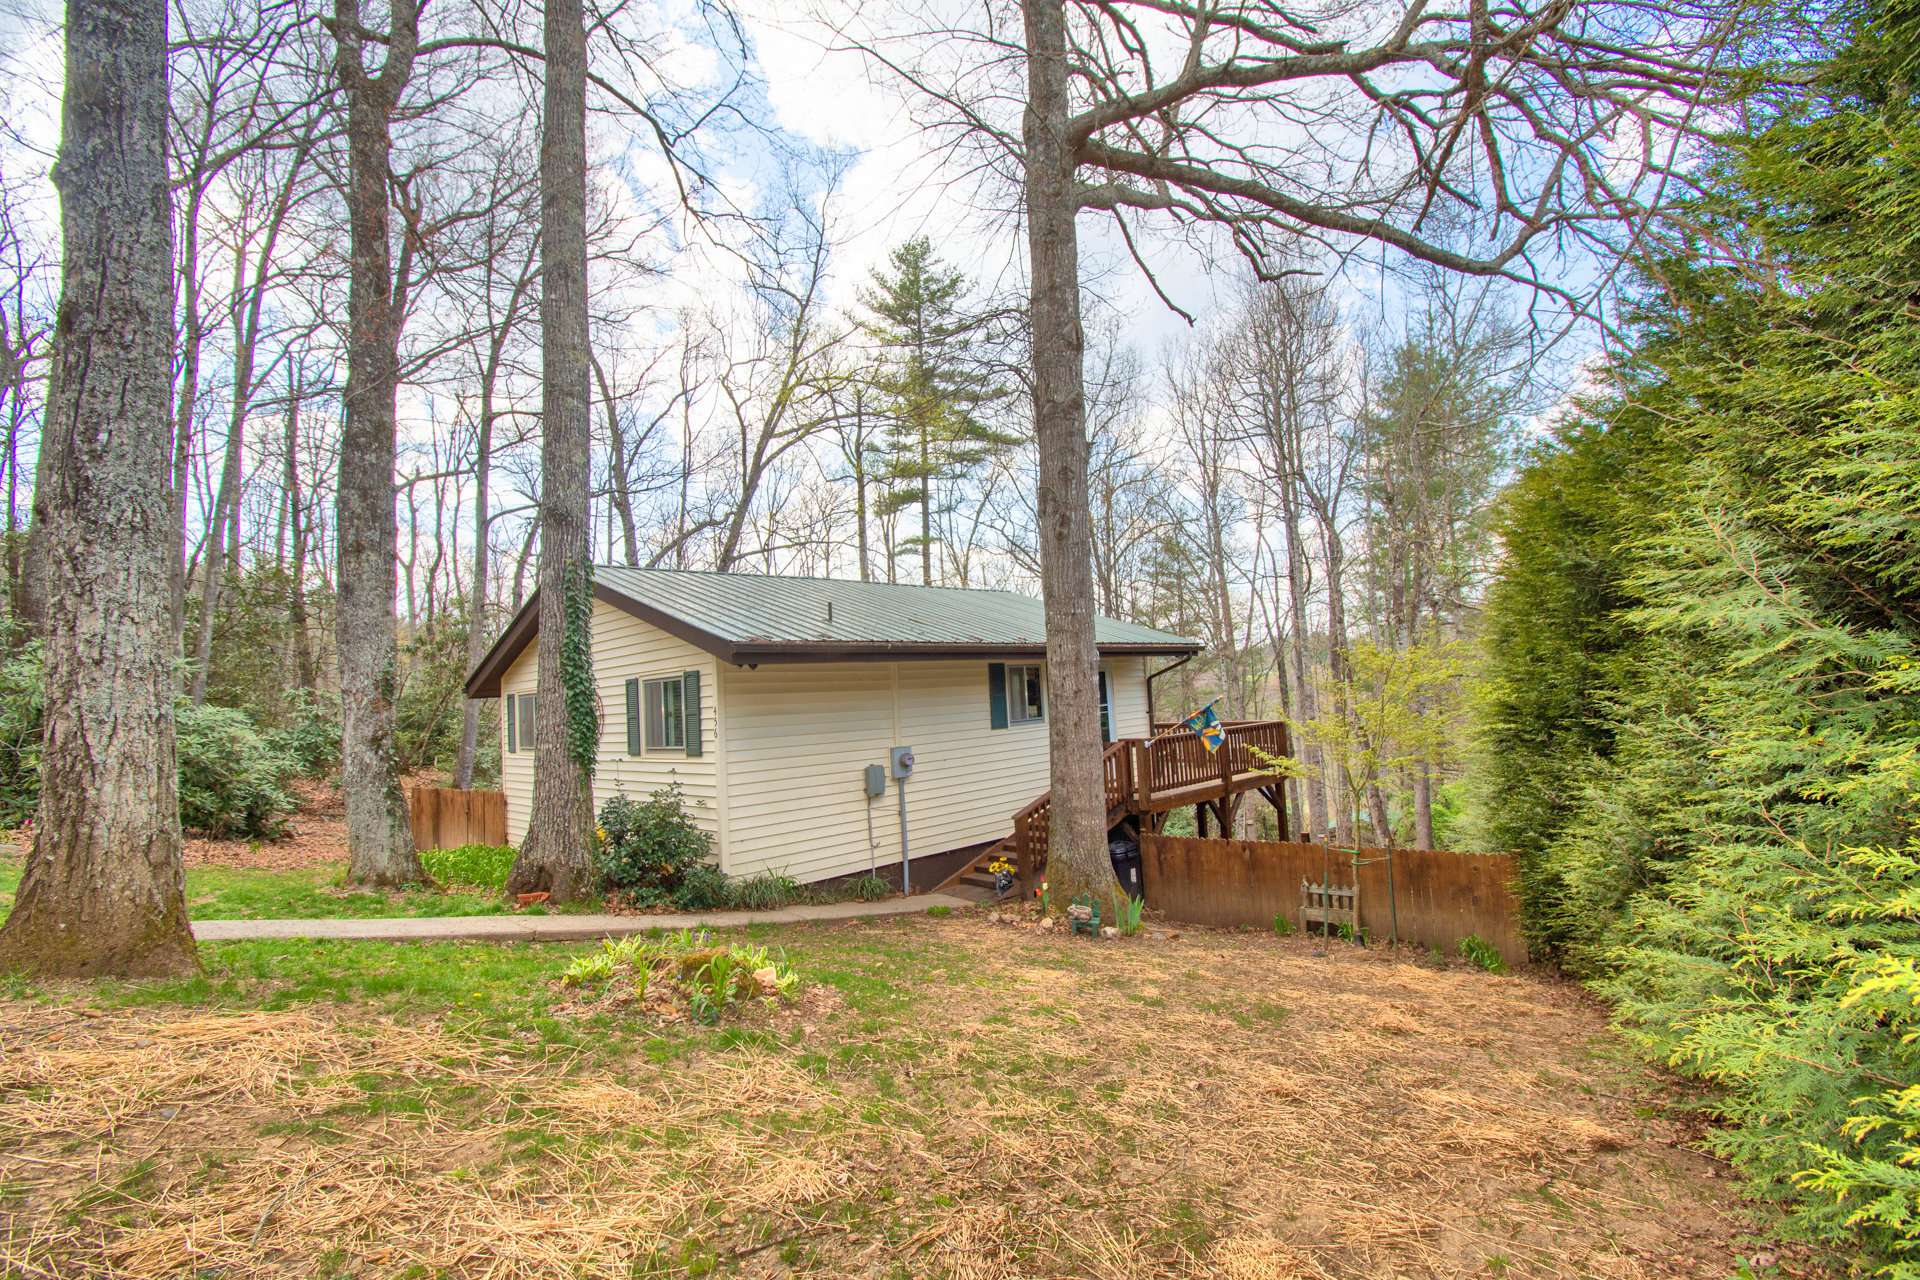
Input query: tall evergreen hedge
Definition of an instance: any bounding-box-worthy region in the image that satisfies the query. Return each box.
[1475,9,1920,1267]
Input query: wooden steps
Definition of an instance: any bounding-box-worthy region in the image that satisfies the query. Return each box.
[931,837,1017,898]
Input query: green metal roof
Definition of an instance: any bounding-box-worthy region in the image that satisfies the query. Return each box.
[599,566,1197,651]
[466,566,1200,695]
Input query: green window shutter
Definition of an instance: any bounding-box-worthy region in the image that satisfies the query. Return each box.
[625,678,641,755]
[505,690,517,754]
[988,662,1007,730]
[683,670,703,757]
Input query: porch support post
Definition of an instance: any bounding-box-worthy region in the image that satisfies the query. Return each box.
[1014,812,1031,898]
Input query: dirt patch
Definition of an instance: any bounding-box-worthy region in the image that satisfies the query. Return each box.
[178,771,453,870]
[0,917,1822,1279]
[178,777,349,870]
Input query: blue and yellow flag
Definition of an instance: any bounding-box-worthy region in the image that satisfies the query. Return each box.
[1183,702,1226,754]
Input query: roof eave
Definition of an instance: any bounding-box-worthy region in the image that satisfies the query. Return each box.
[464,577,1202,694]
[728,639,1203,665]
[463,580,740,697]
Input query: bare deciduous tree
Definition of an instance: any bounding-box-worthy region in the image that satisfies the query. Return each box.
[507,0,597,901]
[328,0,427,887]
[838,0,1755,897]
[0,0,196,977]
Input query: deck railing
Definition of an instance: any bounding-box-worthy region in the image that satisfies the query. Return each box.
[1141,719,1288,799]
[1012,721,1290,889]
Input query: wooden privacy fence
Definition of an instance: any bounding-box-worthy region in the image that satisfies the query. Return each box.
[409,787,507,851]
[1139,834,1527,967]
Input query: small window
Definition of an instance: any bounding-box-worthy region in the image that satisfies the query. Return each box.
[517,693,536,752]
[644,677,686,750]
[1008,663,1044,725]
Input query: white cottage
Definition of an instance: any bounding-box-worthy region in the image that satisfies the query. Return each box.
[463,567,1203,887]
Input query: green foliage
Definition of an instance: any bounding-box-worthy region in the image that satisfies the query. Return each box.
[173,705,301,839]
[1457,935,1506,974]
[560,930,798,1025]
[560,560,597,773]
[1474,14,1920,1265]
[1111,892,1145,937]
[840,873,891,903]
[0,643,44,827]
[858,237,1015,578]
[729,871,802,912]
[196,565,325,727]
[671,863,733,911]
[268,689,342,777]
[1272,912,1293,937]
[1263,636,1470,847]
[394,616,471,775]
[419,844,516,892]
[595,786,720,907]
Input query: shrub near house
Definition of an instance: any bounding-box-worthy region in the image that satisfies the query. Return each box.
[595,785,729,910]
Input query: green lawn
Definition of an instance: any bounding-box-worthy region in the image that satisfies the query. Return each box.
[0,854,597,921]
[0,916,1798,1279]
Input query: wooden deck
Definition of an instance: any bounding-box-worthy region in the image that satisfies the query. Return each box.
[938,720,1291,897]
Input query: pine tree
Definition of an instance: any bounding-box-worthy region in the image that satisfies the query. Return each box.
[858,238,1010,586]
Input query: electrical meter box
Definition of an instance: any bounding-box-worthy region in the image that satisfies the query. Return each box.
[864,764,886,798]
[889,746,916,780]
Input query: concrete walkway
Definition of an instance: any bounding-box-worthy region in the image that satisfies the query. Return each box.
[190,892,973,943]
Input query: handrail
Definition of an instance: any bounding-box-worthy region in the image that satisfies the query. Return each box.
[1010,721,1290,893]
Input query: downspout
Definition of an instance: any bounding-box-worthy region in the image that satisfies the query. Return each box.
[1145,653,1195,734]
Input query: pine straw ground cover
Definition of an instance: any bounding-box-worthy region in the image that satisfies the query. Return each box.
[0,914,1817,1280]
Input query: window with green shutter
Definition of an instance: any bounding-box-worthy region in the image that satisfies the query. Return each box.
[625,679,641,755]
[643,677,685,751]
[682,670,702,757]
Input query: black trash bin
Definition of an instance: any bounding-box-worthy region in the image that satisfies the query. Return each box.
[1108,835,1143,900]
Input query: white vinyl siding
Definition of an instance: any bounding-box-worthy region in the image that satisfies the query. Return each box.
[499,609,1154,880]
[498,599,721,848]
[720,655,1153,883]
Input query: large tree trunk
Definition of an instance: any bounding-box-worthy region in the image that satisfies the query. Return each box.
[332,0,425,888]
[0,0,196,978]
[1022,0,1107,906]
[507,0,596,901]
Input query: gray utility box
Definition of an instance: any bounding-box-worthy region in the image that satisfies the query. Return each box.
[890,746,916,780]
[864,764,886,798]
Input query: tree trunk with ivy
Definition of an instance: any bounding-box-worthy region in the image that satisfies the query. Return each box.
[506,0,596,901]
[0,0,198,977]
